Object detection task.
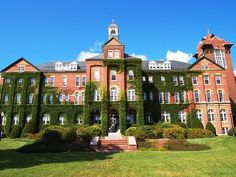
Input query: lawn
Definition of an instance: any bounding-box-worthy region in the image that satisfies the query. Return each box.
[0,137,236,177]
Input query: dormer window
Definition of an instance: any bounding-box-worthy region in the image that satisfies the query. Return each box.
[55,61,77,71]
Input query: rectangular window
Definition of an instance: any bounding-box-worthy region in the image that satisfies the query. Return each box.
[142,76,146,82]
[128,70,134,80]
[159,91,164,104]
[111,70,116,80]
[114,51,120,59]
[218,90,224,102]
[108,50,113,58]
[194,91,200,103]
[76,76,80,87]
[192,76,198,85]
[62,77,67,87]
[204,75,210,85]
[148,76,153,83]
[94,69,100,81]
[5,78,11,84]
[215,75,222,85]
[179,76,184,85]
[82,76,86,86]
[18,66,25,72]
[30,78,36,86]
[175,92,179,104]
[180,91,186,103]
[206,91,211,102]
[161,76,165,85]
[45,77,48,86]
[50,77,55,86]
[165,92,170,104]
[222,127,228,135]
[173,76,178,86]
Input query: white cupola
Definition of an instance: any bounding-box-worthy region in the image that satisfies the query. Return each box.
[108,19,119,40]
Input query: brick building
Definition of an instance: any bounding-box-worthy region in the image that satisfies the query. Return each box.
[0,21,234,135]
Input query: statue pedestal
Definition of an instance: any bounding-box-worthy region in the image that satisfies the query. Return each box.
[106,130,123,140]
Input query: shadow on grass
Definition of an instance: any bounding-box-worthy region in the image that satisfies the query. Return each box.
[0,148,118,170]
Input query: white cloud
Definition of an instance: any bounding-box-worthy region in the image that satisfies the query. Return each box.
[166,50,192,63]
[76,41,102,61]
[234,70,236,76]
[77,51,100,61]
[130,53,147,60]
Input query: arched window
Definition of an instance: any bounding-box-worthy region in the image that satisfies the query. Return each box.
[206,90,211,102]
[110,87,118,101]
[42,114,50,125]
[43,93,47,104]
[59,113,66,125]
[49,93,53,104]
[76,114,83,124]
[28,93,33,104]
[16,93,21,104]
[162,111,170,123]
[127,88,135,101]
[208,109,215,122]
[75,92,79,105]
[65,93,69,103]
[94,89,100,101]
[196,110,202,121]
[13,114,19,125]
[220,109,227,122]
[218,90,224,102]
[58,92,63,104]
[178,110,186,123]
[26,114,32,123]
[194,90,200,103]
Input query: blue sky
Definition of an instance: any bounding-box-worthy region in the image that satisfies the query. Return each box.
[0,0,236,70]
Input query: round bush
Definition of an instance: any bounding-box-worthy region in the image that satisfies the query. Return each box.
[228,128,236,136]
[88,124,102,137]
[163,125,186,139]
[206,122,216,135]
[76,126,93,143]
[9,125,22,139]
[41,129,63,144]
[186,128,214,139]
[152,127,163,139]
[125,127,145,141]
[21,120,36,137]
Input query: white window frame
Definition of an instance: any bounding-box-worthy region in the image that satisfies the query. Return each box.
[127,89,135,101]
[75,92,79,105]
[218,90,224,102]
[220,109,227,122]
[28,93,33,104]
[110,87,118,101]
[192,76,198,85]
[196,110,202,121]
[165,92,170,104]
[179,76,184,86]
[208,109,215,122]
[82,76,86,86]
[50,77,55,86]
[148,76,153,83]
[42,114,50,125]
[204,75,210,85]
[214,49,227,68]
[175,92,179,104]
[194,90,200,103]
[128,70,134,80]
[62,77,67,87]
[76,76,80,87]
[178,110,186,123]
[94,89,100,101]
[94,69,100,81]
[162,111,170,123]
[206,90,211,102]
[159,91,164,104]
[13,114,19,125]
[111,70,117,81]
[215,75,222,85]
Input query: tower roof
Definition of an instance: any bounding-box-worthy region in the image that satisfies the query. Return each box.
[109,19,118,27]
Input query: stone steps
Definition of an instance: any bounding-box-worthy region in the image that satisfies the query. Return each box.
[90,136,137,152]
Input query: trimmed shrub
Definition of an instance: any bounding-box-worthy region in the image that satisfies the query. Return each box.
[21,120,36,137]
[178,122,187,129]
[191,118,204,129]
[186,128,214,139]
[9,125,22,139]
[161,122,173,128]
[125,127,145,141]
[152,127,163,139]
[228,128,236,136]
[76,126,93,143]
[88,124,102,137]
[206,122,216,135]
[138,140,156,150]
[163,139,210,151]
[163,125,186,139]
[41,129,63,144]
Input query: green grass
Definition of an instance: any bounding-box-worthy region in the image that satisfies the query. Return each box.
[0,137,236,177]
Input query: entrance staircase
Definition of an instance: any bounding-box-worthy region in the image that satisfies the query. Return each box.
[90,132,137,152]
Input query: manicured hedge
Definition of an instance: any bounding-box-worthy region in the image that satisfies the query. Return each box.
[186,128,214,139]
[206,122,216,135]
[21,120,36,137]
[163,125,186,139]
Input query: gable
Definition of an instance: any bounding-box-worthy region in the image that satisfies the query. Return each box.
[189,57,224,71]
[2,58,40,73]
[103,37,123,46]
